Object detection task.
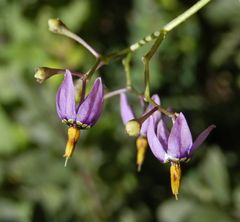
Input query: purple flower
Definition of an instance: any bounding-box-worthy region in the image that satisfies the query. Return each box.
[147,113,215,163]
[147,112,215,199]
[56,70,104,129]
[120,93,161,137]
[56,70,104,165]
[120,93,161,171]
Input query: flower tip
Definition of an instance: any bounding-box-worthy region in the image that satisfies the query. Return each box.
[125,120,141,136]
[48,18,67,33]
[35,67,61,83]
[64,157,69,167]
[174,194,178,200]
[137,164,142,172]
[34,67,49,83]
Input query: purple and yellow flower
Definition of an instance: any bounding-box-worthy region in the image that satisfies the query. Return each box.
[147,112,215,199]
[120,93,161,171]
[56,70,104,165]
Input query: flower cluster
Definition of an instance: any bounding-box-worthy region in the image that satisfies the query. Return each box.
[36,3,215,198]
[36,66,215,199]
[36,55,215,199]
[36,67,215,199]
[120,93,215,199]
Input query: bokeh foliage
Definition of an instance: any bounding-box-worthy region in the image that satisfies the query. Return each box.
[0,0,240,221]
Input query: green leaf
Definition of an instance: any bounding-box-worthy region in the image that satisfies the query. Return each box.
[200,147,230,205]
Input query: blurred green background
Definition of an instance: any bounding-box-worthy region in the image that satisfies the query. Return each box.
[0,0,240,221]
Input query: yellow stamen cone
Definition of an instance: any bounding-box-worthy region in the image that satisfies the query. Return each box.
[170,162,181,200]
[136,136,148,172]
[63,127,80,166]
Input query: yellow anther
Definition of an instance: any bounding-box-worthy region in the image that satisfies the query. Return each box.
[136,136,148,172]
[63,127,80,166]
[170,162,181,200]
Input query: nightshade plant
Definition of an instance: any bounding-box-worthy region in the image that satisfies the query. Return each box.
[35,0,214,198]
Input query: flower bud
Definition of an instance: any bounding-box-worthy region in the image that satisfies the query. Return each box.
[34,67,47,83]
[34,67,58,83]
[170,162,181,200]
[48,18,68,34]
[125,119,141,137]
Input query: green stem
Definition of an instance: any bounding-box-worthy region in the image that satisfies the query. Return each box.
[142,31,166,99]
[63,29,100,58]
[122,53,145,100]
[104,88,129,100]
[34,67,83,83]
[48,18,100,58]
[147,97,176,118]
[49,0,210,64]
[106,0,211,58]
[138,106,159,124]
[105,48,131,62]
[163,0,211,32]
[122,53,132,88]
[49,0,211,80]
[143,58,150,99]
[86,58,102,79]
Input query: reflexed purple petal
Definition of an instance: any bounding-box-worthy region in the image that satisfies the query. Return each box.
[76,78,104,126]
[168,113,193,159]
[147,117,167,163]
[120,93,135,124]
[140,107,158,136]
[189,125,216,156]
[157,119,169,149]
[140,118,149,136]
[148,94,161,122]
[140,94,161,135]
[56,70,76,120]
[151,94,160,106]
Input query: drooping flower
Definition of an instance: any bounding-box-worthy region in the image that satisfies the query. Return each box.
[147,112,215,199]
[56,70,104,165]
[120,93,161,171]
